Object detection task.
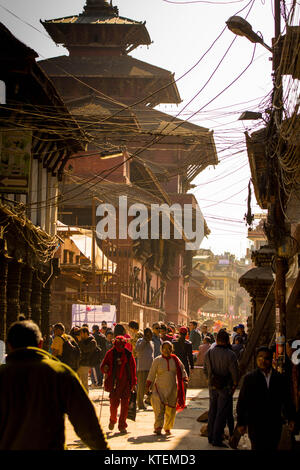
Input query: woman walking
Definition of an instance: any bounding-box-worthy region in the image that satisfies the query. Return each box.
[145,341,188,435]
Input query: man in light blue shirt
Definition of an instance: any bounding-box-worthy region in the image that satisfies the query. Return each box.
[151,322,162,358]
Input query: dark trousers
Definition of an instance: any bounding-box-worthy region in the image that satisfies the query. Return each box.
[208,387,232,445]
[248,424,282,450]
[91,364,103,385]
[227,395,234,436]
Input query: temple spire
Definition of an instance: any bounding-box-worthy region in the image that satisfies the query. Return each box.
[83,0,118,16]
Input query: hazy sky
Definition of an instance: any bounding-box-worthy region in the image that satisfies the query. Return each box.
[1,0,290,258]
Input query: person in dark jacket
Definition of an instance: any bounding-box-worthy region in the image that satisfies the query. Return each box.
[0,320,109,450]
[236,324,248,345]
[200,324,214,344]
[231,335,245,360]
[91,324,106,387]
[172,326,194,377]
[77,326,97,393]
[105,329,114,352]
[237,346,296,450]
[101,336,137,433]
[189,321,201,351]
[204,329,239,447]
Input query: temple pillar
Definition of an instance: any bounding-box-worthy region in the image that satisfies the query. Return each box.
[20,266,33,318]
[0,252,8,341]
[6,260,22,329]
[41,278,51,351]
[31,271,42,328]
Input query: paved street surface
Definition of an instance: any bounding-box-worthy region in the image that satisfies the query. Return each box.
[65,387,251,451]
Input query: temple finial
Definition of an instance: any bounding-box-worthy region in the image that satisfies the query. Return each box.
[83,0,118,15]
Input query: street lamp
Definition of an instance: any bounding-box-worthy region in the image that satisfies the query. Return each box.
[238,111,263,121]
[226,16,272,52]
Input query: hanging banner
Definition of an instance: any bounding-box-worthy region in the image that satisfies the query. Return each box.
[72,304,116,329]
[0,130,32,193]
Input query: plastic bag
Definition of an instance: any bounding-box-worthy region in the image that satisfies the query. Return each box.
[127,390,137,421]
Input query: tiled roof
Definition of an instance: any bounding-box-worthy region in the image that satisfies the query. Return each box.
[38,55,173,78]
[59,181,165,208]
[43,14,143,25]
[132,105,210,137]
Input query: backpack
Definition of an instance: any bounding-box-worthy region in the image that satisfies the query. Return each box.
[89,346,102,367]
[60,336,81,371]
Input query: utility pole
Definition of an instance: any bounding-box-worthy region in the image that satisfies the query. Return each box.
[273,0,288,373]
[92,196,96,303]
[226,1,291,373]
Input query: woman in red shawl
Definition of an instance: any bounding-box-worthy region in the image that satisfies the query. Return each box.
[145,341,188,435]
[101,336,137,433]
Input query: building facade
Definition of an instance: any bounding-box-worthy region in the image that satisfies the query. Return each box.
[0,23,85,344]
[192,249,251,329]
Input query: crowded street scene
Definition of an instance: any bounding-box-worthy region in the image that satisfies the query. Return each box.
[1,0,300,456]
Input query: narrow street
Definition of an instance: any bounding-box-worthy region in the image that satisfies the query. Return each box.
[1,0,300,454]
[65,387,251,451]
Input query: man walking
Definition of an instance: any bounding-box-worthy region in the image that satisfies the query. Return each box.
[204,329,239,447]
[151,322,162,358]
[77,326,97,392]
[189,321,201,351]
[236,346,295,450]
[236,324,248,345]
[101,320,108,335]
[0,320,108,450]
[50,322,67,359]
[172,326,194,377]
[200,324,214,344]
[135,328,154,410]
[128,320,143,360]
[50,322,80,371]
[91,324,106,387]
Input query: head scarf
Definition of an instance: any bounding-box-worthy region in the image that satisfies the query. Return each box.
[113,336,128,380]
[179,326,188,335]
[161,340,173,355]
[114,335,127,352]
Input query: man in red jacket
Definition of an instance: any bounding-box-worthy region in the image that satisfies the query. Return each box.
[101,336,137,433]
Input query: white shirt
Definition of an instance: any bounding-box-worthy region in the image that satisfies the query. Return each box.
[261,368,272,389]
[0,340,6,364]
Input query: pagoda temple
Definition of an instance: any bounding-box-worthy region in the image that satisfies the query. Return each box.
[40,0,180,106]
[39,0,218,326]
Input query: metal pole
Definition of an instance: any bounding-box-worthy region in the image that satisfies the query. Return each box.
[273,0,287,372]
[92,197,96,302]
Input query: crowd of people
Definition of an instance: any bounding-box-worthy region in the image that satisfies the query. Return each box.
[46,319,249,438]
[0,316,299,451]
